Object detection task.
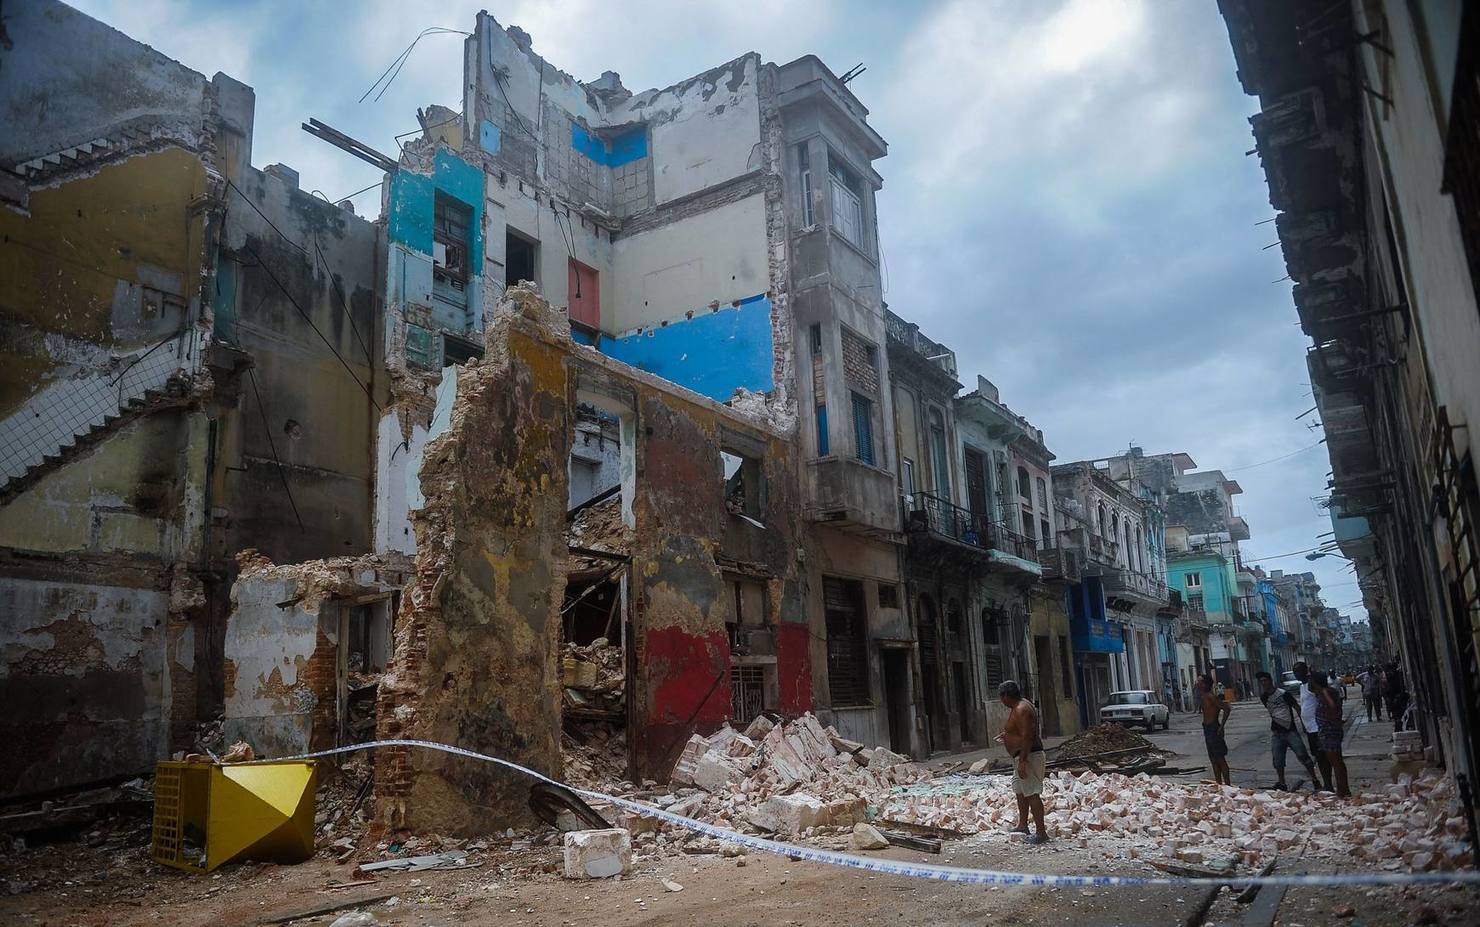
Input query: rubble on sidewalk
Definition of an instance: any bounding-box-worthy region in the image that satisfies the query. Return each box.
[884,767,1472,873]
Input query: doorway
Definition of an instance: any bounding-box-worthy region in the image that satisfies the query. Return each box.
[951,662,970,743]
[882,648,912,755]
[1033,634,1060,735]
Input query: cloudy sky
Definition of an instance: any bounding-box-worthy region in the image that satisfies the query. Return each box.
[70,0,1365,619]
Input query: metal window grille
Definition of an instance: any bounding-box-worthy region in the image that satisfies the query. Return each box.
[731,665,766,726]
[824,577,870,705]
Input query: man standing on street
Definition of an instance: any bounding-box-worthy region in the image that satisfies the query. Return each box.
[1310,671,1351,797]
[1257,671,1319,791]
[1198,675,1233,786]
[1358,665,1383,722]
[1293,661,1334,791]
[994,680,1048,844]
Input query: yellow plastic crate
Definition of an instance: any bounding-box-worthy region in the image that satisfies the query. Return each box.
[151,760,318,873]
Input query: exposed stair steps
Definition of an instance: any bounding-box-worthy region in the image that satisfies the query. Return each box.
[0,329,203,505]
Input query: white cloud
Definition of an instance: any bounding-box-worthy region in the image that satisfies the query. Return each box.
[880,0,1221,217]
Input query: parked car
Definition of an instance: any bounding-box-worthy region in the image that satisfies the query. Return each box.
[1280,669,1301,694]
[1099,690,1170,731]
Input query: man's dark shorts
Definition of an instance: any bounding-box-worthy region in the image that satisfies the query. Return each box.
[1203,722,1228,760]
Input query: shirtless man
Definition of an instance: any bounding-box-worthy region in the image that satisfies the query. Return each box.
[994,680,1048,844]
[1199,674,1233,786]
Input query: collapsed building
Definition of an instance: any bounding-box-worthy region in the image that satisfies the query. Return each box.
[1,1,1115,829]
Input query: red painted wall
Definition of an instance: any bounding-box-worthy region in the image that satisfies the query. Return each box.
[639,626,732,776]
[775,621,813,715]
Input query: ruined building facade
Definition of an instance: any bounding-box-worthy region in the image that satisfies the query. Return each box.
[1221,0,1480,827]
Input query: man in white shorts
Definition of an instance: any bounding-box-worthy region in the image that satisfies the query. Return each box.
[995,680,1048,844]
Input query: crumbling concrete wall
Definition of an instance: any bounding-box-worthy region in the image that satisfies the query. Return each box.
[373,287,808,826]
[375,296,575,834]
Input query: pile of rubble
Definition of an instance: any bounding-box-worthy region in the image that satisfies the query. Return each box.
[659,713,926,835]
[884,768,1472,872]
[561,638,624,713]
[1054,722,1159,759]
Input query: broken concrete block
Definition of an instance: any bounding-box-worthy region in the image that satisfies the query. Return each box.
[707,724,757,757]
[562,828,632,879]
[824,796,867,827]
[868,748,909,769]
[850,823,890,850]
[968,759,991,775]
[693,751,745,793]
[829,732,864,755]
[670,735,707,787]
[747,793,826,834]
[743,715,775,740]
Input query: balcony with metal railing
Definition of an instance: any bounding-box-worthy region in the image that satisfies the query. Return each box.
[902,492,1040,574]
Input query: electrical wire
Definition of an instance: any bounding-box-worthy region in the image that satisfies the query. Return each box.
[225,181,380,401]
[246,365,305,532]
[312,234,374,364]
[360,27,470,104]
[244,239,381,413]
[1223,440,1325,473]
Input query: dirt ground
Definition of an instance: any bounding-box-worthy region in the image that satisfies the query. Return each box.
[5,809,1477,927]
[5,698,1477,927]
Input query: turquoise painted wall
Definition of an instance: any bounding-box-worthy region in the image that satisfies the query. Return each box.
[1167,552,1236,622]
[386,149,485,344]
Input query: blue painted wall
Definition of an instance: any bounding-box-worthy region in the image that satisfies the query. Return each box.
[571,122,647,167]
[1068,578,1124,654]
[597,295,773,403]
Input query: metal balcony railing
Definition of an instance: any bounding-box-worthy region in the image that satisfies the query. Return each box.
[903,492,1038,562]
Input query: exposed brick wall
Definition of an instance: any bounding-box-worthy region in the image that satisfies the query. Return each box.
[841,327,879,395]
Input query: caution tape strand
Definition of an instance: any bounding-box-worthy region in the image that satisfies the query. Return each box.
[251,739,1480,889]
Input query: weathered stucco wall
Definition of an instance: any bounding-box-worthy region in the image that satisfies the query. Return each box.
[0,569,190,795]
[217,164,382,564]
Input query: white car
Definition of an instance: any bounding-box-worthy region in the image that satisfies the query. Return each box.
[1099,690,1170,731]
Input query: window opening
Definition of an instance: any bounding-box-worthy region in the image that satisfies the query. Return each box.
[432,193,472,312]
[798,145,815,226]
[851,393,875,466]
[721,449,764,520]
[878,583,899,610]
[505,229,537,286]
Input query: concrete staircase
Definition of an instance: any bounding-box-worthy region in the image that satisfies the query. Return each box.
[0,329,203,503]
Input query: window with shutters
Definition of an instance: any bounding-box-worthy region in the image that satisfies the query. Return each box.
[824,577,870,705]
[828,155,865,249]
[851,392,875,466]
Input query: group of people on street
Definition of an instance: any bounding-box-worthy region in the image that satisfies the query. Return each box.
[1356,662,1409,728]
[1197,664,1350,796]
[994,657,1405,844]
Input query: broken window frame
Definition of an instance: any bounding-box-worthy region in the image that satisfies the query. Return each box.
[720,430,766,520]
[432,193,473,311]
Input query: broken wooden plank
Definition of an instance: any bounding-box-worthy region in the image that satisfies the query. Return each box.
[877,818,968,840]
[257,892,397,925]
[875,828,942,854]
[1235,856,1277,904]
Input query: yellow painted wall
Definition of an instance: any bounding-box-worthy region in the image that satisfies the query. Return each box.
[0,148,208,416]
